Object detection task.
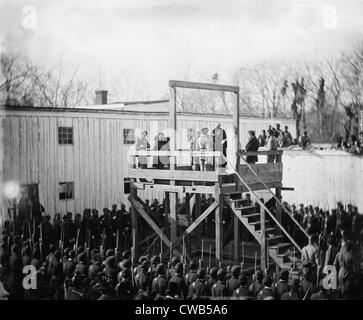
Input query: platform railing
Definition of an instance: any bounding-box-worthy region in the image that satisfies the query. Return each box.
[129,150,226,172]
[221,153,303,254]
[237,150,309,241]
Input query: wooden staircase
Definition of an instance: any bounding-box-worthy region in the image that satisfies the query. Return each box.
[228,196,301,270]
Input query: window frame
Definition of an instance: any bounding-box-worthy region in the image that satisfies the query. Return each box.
[58,126,74,145]
[123,128,135,145]
[59,181,74,200]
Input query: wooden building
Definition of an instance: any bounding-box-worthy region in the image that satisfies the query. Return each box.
[0,97,296,224]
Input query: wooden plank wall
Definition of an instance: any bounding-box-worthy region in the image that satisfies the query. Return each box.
[1,109,296,221]
[282,150,363,210]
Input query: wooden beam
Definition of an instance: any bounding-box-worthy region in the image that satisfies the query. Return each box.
[128,168,219,182]
[260,205,266,271]
[234,91,240,189]
[169,80,239,93]
[233,214,239,263]
[276,187,282,231]
[128,194,171,248]
[131,182,216,194]
[130,187,138,258]
[172,200,219,249]
[215,193,223,263]
[170,192,177,243]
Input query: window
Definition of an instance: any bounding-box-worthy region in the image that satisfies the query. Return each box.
[124,178,131,194]
[59,182,74,200]
[58,127,73,144]
[123,128,135,144]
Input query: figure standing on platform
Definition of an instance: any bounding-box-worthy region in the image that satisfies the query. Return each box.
[196,127,212,171]
[191,130,201,171]
[211,122,227,168]
[266,129,278,163]
[135,131,150,169]
[299,131,311,150]
[244,130,259,164]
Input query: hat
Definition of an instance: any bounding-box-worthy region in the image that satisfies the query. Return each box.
[255,270,263,281]
[238,275,248,286]
[201,127,209,133]
[279,269,289,281]
[120,259,131,269]
[150,255,160,265]
[197,268,206,279]
[209,267,218,278]
[156,263,164,275]
[141,260,150,270]
[189,260,198,270]
[139,256,148,264]
[122,249,131,259]
[217,268,226,280]
[171,256,180,265]
[231,265,241,275]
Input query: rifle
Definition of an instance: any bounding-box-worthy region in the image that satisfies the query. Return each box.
[39,223,43,262]
[75,228,80,258]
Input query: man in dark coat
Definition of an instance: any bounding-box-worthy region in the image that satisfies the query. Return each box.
[167,262,187,300]
[188,268,208,300]
[244,131,259,163]
[116,269,136,300]
[226,265,240,296]
[232,275,250,299]
[272,269,290,299]
[185,260,198,287]
[249,270,264,297]
[211,268,228,298]
[151,263,167,300]
[257,276,275,300]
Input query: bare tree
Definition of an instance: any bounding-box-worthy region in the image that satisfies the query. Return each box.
[1,52,88,108]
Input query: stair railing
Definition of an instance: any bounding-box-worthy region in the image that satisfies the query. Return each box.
[237,150,309,240]
[221,153,303,253]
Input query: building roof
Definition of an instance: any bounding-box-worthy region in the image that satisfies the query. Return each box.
[1,100,295,121]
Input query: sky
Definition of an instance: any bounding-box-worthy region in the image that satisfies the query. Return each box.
[1,0,363,100]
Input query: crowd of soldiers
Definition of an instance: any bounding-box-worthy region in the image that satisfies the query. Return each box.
[0,199,362,300]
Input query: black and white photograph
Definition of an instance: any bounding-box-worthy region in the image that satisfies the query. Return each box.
[1,0,363,309]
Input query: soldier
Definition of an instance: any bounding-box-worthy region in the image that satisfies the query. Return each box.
[185,260,198,287]
[249,270,264,297]
[226,265,240,296]
[188,268,208,300]
[281,278,301,300]
[66,272,85,300]
[272,269,290,299]
[148,255,160,280]
[116,269,136,300]
[211,268,228,298]
[206,267,218,297]
[257,276,275,300]
[134,260,152,299]
[167,262,187,300]
[63,250,76,290]
[97,273,114,300]
[151,263,167,300]
[166,256,180,281]
[232,275,250,299]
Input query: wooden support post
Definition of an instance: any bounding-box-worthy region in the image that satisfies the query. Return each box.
[260,205,266,271]
[194,193,201,241]
[185,192,191,251]
[233,213,239,263]
[130,187,138,258]
[170,192,177,243]
[234,91,240,188]
[276,187,282,235]
[215,192,223,264]
[164,191,170,234]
